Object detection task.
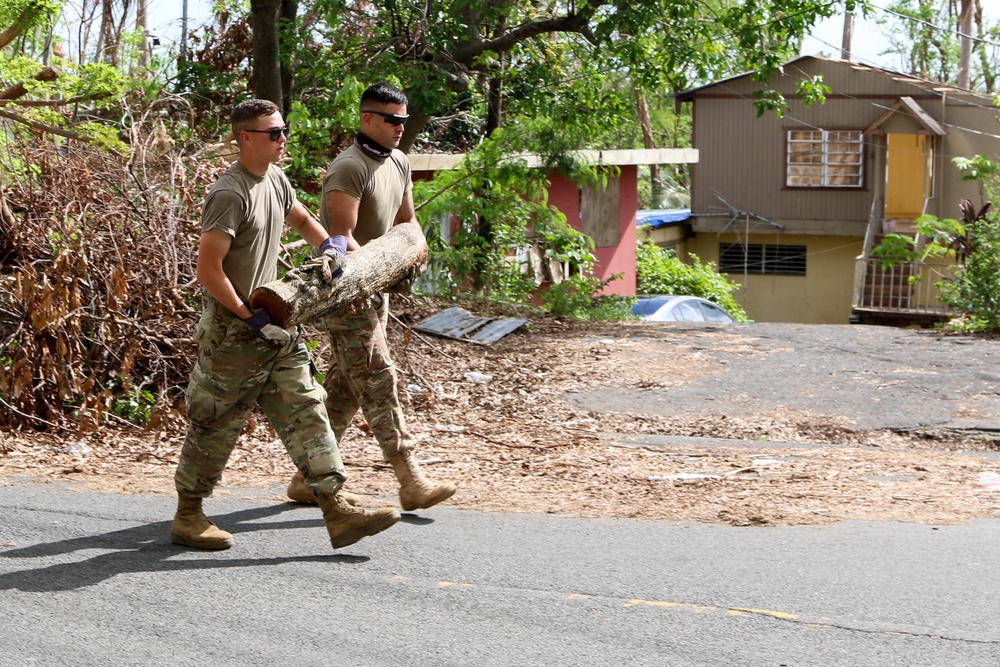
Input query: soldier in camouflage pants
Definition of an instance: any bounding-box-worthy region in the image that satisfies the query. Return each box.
[175,302,346,497]
[284,82,455,511]
[171,98,400,552]
[317,297,409,457]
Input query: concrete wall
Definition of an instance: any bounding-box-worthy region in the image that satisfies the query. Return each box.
[687,232,864,323]
[638,224,689,258]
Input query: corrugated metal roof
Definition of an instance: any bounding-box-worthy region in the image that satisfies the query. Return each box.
[414,307,528,344]
[674,54,994,101]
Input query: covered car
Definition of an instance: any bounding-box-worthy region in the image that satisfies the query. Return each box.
[632,296,736,323]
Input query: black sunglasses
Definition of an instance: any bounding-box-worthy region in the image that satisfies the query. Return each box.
[361,109,410,126]
[245,126,291,141]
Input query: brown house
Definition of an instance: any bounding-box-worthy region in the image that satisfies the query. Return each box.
[666,55,1000,325]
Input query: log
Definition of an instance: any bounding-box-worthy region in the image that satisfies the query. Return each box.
[249,222,428,328]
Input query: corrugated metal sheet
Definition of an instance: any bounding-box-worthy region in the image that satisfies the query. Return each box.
[414,307,528,345]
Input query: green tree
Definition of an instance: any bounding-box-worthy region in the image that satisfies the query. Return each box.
[415,127,585,305]
[0,1,135,149]
[877,0,1000,91]
[0,0,58,50]
[263,0,867,153]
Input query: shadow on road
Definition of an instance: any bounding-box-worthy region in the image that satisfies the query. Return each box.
[0,502,368,592]
[400,513,434,525]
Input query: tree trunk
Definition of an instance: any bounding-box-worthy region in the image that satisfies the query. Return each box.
[485,74,502,137]
[957,0,972,89]
[40,20,56,65]
[249,223,428,328]
[99,0,116,64]
[136,0,149,71]
[399,103,432,154]
[251,0,283,110]
[180,0,189,61]
[279,0,298,115]
[974,0,994,92]
[484,18,506,137]
[634,89,661,205]
[840,12,853,60]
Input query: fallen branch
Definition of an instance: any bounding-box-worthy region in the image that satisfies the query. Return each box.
[0,109,94,143]
[0,93,111,108]
[0,66,60,100]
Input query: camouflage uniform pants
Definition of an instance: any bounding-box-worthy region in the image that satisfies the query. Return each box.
[319,294,413,462]
[175,304,346,497]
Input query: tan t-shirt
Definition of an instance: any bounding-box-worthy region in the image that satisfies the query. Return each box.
[320,143,412,246]
[201,161,296,303]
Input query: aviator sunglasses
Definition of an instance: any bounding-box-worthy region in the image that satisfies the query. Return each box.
[362,109,410,126]
[245,126,291,141]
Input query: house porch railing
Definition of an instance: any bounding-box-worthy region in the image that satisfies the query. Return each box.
[852,257,958,316]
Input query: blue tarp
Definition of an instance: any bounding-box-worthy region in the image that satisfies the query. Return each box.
[636,209,691,229]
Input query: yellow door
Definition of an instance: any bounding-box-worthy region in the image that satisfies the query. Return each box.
[885,133,928,220]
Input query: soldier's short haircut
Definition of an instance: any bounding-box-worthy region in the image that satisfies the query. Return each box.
[360,82,407,109]
[231,99,280,134]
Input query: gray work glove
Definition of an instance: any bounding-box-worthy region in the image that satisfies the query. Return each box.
[244,309,291,343]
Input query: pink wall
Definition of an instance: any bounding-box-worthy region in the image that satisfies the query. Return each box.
[546,167,638,296]
[547,171,581,224]
[413,164,639,297]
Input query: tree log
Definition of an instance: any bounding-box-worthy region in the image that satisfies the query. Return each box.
[249,222,428,328]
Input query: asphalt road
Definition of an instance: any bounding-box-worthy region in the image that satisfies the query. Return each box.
[2,481,999,666]
[572,323,1000,432]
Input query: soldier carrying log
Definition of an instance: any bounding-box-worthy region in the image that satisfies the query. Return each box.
[170,99,401,552]
[283,82,457,511]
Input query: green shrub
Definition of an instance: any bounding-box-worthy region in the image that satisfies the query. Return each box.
[542,274,634,320]
[636,240,748,321]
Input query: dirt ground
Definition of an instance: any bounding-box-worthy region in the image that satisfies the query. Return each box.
[4,299,1000,527]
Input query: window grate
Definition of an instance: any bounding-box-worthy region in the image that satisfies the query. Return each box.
[786,129,863,188]
[720,243,807,276]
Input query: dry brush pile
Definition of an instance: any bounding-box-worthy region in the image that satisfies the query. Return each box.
[0,132,227,434]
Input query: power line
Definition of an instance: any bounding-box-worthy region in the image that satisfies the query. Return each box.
[874,2,1000,50]
[799,37,1000,145]
[714,72,1000,157]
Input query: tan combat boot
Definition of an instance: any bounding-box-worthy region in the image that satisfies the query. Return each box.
[316,491,400,549]
[286,472,364,506]
[170,492,234,550]
[390,449,457,511]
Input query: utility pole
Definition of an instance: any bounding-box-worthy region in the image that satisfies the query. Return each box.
[840,12,853,60]
[957,0,972,88]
